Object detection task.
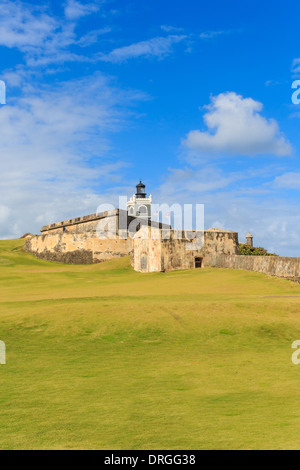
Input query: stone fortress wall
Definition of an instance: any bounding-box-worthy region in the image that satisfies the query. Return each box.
[24,212,300,280]
[25,231,133,264]
[132,226,240,272]
[25,210,131,264]
[24,209,240,268]
[24,209,170,264]
[205,253,300,281]
[23,179,300,279]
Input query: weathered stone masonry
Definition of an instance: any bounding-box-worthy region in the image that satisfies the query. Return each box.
[205,253,300,281]
[24,210,134,264]
[23,186,300,280]
[24,209,170,265]
[24,181,243,272]
[132,226,240,272]
[24,209,240,269]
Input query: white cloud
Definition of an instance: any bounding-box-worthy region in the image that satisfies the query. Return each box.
[160,25,184,33]
[0,74,144,239]
[199,31,224,39]
[99,35,187,63]
[273,172,300,189]
[0,2,187,68]
[0,2,226,68]
[158,166,241,196]
[77,27,111,47]
[265,80,281,87]
[0,1,57,50]
[292,58,300,76]
[99,27,231,64]
[0,0,75,66]
[184,92,292,157]
[0,0,108,67]
[155,166,300,257]
[64,0,100,20]
[1,67,25,87]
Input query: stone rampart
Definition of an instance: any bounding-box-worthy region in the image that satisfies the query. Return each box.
[24,231,133,264]
[205,253,300,281]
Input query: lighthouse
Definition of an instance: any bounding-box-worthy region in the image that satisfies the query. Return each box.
[127,181,152,219]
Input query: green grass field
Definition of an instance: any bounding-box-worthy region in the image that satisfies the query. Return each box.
[1,239,300,449]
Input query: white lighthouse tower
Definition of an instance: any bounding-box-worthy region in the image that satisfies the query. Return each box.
[127,181,152,219]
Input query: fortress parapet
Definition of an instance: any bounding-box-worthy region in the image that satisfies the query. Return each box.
[41,209,120,234]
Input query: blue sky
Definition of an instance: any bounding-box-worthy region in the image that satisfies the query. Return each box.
[1,0,300,255]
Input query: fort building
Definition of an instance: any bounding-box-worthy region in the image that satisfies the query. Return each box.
[23,181,300,280]
[132,225,239,273]
[24,181,241,272]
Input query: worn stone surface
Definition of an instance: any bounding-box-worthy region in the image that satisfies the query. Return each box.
[25,209,171,265]
[24,232,133,264]
[40,209,170,236]
[24,210,300,279]
[205,253,300,280]
[41,210,120,235]
[132,227,240,273]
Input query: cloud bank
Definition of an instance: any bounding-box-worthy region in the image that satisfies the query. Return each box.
[184,92,292,157]
[0,74,144,238]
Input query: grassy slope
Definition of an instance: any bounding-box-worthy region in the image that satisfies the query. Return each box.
[1,239,300,449]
